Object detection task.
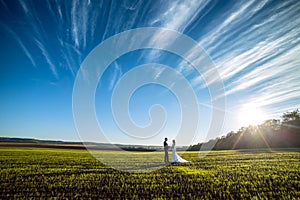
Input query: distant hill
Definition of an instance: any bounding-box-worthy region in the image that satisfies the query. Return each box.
[0,137,83,144]
[0,137,160,151]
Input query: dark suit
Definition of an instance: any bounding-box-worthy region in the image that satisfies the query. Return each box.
[164,141,169,163]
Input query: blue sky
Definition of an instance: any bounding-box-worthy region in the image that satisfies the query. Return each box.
[0,0,299,145]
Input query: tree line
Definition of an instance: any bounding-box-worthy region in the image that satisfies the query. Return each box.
[188,109,300,150]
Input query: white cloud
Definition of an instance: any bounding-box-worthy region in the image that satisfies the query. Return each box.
[34,38,59,79]
[18,0,29,14]
[150,0,210,32]
[3,25,36,67]
[109,62,122,91]
[143,0,209,62]
[184,0,300,114]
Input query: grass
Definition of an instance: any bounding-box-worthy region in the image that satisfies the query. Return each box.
[0,147,299,199]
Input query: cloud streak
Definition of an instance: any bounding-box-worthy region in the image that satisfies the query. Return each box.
[2,0,299,119]
[1,24,36,67]
[2,0,102,79]
[176,0,300,118]
[34,38,58,79]
[141,0,210,62]
[109,62,122,91]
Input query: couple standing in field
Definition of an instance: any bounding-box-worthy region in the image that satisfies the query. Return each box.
[163,137,189,164]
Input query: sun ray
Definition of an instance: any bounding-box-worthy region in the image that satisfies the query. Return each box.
[256,126,272,151]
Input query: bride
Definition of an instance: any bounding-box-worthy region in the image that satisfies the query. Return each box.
[171,139,189,163]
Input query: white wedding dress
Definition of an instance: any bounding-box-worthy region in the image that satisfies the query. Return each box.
[171,143,189,163]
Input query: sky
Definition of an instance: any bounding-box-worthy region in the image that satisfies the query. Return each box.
[0,0,300,146]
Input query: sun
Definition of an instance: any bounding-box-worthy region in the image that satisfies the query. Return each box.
[239,104,267,126]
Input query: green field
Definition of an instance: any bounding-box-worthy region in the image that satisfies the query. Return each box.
[0,147,299,199]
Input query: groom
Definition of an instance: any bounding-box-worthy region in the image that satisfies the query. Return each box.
[163,137,169,164]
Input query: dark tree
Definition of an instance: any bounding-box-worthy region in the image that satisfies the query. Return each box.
[188,109,300,151]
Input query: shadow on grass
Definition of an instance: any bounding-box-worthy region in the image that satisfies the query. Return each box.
[236,148,300,153]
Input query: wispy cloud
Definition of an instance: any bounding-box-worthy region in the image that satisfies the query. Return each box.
[150,0,210,32]
[214,1,300,102]
[220,27,300,92]
[200,0,269,54]
[246,45,300,107]
[1,24,36,67]
[8,0,60,78]
[2,0,299,118]
[7,0,95,79]
[0,0,9,11]
[18,0,29,14]
[177,1,270,82]
[109,62,122,91]
[71,0,81,48]
[141,0,210,63]
[101,0,146,40]
[34,38,58,79]
[179,0,300,116]
[153,66,165,80]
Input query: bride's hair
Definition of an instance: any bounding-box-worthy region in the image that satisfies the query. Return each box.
[172,139,175,144]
